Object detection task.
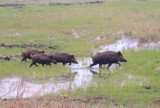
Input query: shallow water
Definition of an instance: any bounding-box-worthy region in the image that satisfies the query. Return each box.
[100,37,160,52]
[69,58,99,88]
[0,37,160,99]
[0,58,100,99]
[0,77,71,99]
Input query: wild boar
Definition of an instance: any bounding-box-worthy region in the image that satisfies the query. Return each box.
[30,53,56,67]
[90,51,127,69]
[50,52,78,65]
[21,49,44,62]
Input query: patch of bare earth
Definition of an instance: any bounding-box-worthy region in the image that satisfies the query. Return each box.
[0,96,115,108]
[149,99,160,107]
[153,100,160,106]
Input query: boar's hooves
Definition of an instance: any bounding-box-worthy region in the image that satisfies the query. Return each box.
[117,62,121,66]
[29,65,33,68]
[63,63,66,66]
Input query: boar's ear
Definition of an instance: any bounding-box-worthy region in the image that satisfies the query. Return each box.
[70,55,74,58]
[117,51,122,55]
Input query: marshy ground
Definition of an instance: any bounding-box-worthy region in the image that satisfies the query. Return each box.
[0,0,160,107]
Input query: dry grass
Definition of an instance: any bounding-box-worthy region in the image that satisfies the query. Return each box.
[0,0,160,107]
[0,96,115,108]
[0,0,104,5]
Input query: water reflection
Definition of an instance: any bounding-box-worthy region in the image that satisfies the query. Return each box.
[1,37,160,99]
[69,58,99,88]
[100,37,160,52]
[0,77,70,99]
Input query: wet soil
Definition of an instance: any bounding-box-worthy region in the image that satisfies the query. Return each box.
[0,43,59,61]
[0,54,21,61]
[0,4,25,7]
[1,37,160,99]
[0,0,104,7]
[153,99,160,106]
[0,43,59,50]
[49,1,104,6]
[100,37,160,52]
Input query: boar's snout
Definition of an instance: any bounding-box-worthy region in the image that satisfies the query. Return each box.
[72,59,78,64]
[70,55,78,64]
[74,60,78,64]
[120,57,127,62]
[72,58,78,64]
[50,55,57,64]
[52,59,57,64]
[117,51,127,62]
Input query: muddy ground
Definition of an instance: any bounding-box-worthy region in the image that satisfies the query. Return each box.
[0,43,60,61]
[0,43,59,49]
[0,96,116,108]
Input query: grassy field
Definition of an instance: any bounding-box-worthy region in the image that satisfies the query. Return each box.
[69,49,160,107]
[0,0,160,107]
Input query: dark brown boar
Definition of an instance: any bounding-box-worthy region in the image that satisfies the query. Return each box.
[21,49,44,62]
[50,52,78,65]
[30,53,56,67]
[90,51,127,69]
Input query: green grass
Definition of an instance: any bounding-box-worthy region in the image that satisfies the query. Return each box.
[0,59,68,79]
[0,0,160,43]
[63,49,160,107]
[0,0,160,107]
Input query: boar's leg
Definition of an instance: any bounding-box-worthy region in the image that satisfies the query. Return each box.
[30,63,34,67]
[42,63,51,66]
[107,63,112,69]
[63,63,66,65]
[48,63,51,66]
[30,62,38,67]
[69,62,71,65]
[34,64,38,67]
[21,57,27,62]
[99,64,102,68]
[116,62,121,66]
[90,63,97,67]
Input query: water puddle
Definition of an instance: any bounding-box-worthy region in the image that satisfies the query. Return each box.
[0,77,71,99]
[69,58,99,88]
[100,37,160,52]
[1,37,160,99]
